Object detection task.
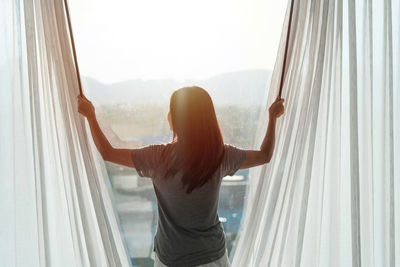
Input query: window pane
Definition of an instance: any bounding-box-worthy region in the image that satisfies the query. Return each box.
[70,0,285,265]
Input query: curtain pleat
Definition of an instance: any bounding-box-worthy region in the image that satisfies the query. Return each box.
[347,1,362,265]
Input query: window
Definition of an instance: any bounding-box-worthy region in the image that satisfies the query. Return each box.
[70,0,286,265]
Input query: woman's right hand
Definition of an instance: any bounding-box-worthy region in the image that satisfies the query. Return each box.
[269,97,285,118]
[77,95,95,118]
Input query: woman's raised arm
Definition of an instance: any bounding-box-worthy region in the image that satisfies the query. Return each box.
[240,97,284,169]
[77,95,134,168]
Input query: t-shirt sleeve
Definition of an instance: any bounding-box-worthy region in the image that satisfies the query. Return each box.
[223,144,246,176]
[131,144,165,179]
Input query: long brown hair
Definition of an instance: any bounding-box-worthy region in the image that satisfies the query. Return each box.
[166,86,225,193]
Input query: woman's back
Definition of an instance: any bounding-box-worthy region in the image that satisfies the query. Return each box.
[131,143,246,266]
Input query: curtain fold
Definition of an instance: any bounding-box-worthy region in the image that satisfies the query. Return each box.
[232,0,399,266]
[0,1,131,266]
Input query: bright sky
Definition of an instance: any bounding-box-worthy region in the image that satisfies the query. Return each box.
[69,0,287,83]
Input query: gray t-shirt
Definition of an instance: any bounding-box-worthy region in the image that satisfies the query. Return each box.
[130,143,246,267]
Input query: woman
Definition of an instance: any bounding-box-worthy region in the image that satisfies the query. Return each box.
[77,86,284,267]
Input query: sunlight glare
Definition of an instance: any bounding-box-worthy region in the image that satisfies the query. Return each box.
[70,0,287,83]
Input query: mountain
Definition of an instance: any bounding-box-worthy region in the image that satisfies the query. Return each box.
[82,69,271,106]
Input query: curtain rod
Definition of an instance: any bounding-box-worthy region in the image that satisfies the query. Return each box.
[64,0,84,96]
[278,0,295,99]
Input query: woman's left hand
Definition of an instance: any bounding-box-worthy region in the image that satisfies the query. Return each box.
[77,95,95,118]
[268,96,285,118]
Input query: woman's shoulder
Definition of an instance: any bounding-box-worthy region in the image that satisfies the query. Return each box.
[222,143,246,176]
[223,143,245,153]
[143,142,175,151]
[131,142,177,179]
[153,142,178,161]
[223,143,246,159]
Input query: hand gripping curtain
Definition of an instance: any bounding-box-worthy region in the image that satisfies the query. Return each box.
[232,0,399,266]
[0,1,131,266]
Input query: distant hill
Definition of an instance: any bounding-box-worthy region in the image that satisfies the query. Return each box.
[83,69,271,106]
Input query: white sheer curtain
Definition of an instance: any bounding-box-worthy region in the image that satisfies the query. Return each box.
[232,0,399,266]
[0,1,131,266]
